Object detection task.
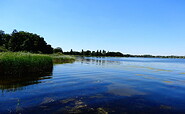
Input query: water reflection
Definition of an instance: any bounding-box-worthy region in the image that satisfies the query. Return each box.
[0,72,52,93]
[1,57,185,113]
[79,57,121,66]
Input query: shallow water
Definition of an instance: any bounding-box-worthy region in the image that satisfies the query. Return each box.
[1,57,185,113]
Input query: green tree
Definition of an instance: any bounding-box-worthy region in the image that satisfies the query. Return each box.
[12,29,18,34]
[96,50,99,56]
[85,50,91,56]
[53,47,63,53]
[102,50,106,56]
[91,51,96,56]
[81,49,84,55]
[2,29,53,54]
[99,50,102,56]
[0,30,5,46]
[70,49,73,55]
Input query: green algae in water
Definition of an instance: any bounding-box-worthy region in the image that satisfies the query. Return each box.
[129,65,173,72]
[163,81,173,83]
[135,74,147,76]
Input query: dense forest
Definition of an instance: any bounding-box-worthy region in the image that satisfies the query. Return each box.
[0,29,184,58]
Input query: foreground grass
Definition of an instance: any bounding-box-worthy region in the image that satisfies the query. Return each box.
[0,52,53,77]
[0,52,76,77]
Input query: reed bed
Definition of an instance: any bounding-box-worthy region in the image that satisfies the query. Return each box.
[51,54,75,64]
[0,52,53,77]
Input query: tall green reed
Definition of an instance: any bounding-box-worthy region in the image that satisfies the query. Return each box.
[0,52,53,77]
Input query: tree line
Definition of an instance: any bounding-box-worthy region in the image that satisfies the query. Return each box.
[0,29,184,58]
[62,49,185,58]
[0,29,53,54]
[63,49,124,57]
[0,29,125,56]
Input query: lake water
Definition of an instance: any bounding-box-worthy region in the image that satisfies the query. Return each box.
[0,57,185,113]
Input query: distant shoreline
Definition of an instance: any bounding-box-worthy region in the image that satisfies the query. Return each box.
[1,30,184,59]
[64,54,185,59]
[63,50,185,59]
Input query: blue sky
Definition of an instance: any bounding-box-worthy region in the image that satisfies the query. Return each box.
[1,0,185,56]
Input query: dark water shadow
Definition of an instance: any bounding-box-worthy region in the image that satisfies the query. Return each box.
[0,70,53,93]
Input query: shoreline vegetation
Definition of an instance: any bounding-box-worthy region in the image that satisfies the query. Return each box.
[64,49,185,59]
[0,29,184,77]
[0,52,75,77]
[0,29,184,59]
[51,53,75,64]
[0,29,76,77]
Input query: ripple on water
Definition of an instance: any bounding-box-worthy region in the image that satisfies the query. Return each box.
[135,74,147,76]
[1,57,185,113]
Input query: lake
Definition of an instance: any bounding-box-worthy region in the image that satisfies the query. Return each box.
[0,57,185,113]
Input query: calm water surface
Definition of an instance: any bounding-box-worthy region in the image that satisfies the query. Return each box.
[1,57,185,113]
